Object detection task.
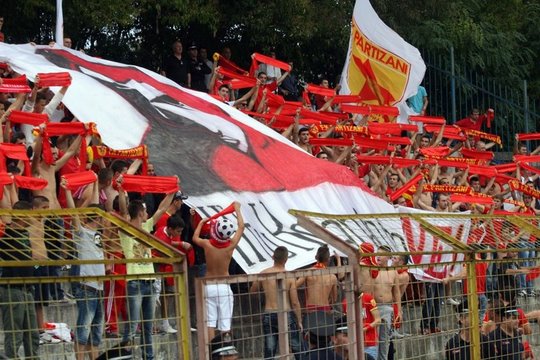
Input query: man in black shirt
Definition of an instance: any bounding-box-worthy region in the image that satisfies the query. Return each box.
[161,40,190,87]
[445,300,493,359]
[0,201,40,359]
[487,306,524,359]
[187,44,211,92]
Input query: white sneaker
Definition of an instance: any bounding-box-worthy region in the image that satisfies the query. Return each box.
[160,325,178,334]
[447,298,460,306]
[39,332,61,344]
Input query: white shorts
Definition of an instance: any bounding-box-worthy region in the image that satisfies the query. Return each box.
[205,284,234,331]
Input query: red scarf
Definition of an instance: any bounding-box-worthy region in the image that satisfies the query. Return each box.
[368,123,417,136]
[408,115,446,125]
[90,144,148,175]
[8,110,48,126]
[62,171,97,191]
[306,83,335,97]
[341,104,399,117]
[36,72,72,87]
[517,133,540,141]
[313,262,326,269]
[389,173,423,202]
[0,75,31,93]
[14,175,48,190]
[209,238,231,249]
[114,174,179,194]
[249,52,292,77]
[0,143,31,176]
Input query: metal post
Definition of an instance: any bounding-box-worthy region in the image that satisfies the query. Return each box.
[276,276,291,359]
[466,254,481,360]
[450,46,457,124]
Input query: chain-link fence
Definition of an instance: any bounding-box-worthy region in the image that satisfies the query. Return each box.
[0,207,190,360]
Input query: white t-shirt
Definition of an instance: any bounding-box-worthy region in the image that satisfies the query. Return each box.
[75,225,105,290]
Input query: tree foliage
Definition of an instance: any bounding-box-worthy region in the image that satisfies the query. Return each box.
[2,0,539,97]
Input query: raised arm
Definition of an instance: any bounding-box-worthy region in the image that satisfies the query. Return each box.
[230,201,244,248]
[192,217,210,248]
[54,135,82,170]
[61,178,81,230]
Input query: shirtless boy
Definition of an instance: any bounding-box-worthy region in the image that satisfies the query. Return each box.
[193,202,244,340]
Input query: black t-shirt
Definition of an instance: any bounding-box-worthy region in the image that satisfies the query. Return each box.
[487,326,523,360]
[445,332,493,359]
[0,227,34,278]
[163,55,189,86]
[189,58,211,92]
[494,261,518,290]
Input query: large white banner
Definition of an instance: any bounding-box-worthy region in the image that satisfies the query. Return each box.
[339,0,426,123]
[0,43,397,273]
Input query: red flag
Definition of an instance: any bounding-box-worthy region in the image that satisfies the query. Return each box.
[0,76,31,93]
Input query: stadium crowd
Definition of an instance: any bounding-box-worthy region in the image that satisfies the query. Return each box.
[0,32,539,360]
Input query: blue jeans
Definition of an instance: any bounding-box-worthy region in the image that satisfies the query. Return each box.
[75,285,104,346]
[517,239,536,294]
[123,280,157,360]
[478,294,488,323]
[377,304,393,360]
[421,282,443,330]
[262,312,305,359]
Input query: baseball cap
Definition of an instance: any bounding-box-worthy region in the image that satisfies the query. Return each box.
[174,191,188,200]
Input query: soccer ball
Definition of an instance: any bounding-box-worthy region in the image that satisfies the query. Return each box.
[214,218,237,240]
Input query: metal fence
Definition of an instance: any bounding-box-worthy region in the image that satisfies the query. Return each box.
[421,47,539,151]
[286,210,540,360]
[0,208,191,360]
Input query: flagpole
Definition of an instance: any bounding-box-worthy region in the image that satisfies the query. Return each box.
[55,0,64,45]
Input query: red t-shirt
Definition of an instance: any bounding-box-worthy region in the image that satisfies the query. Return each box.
[152,225,180,259]
[361,293,378,347]
[254,81,278,109]
[455,115,487,131]
[463,262,488,294]
[155,211,173,231]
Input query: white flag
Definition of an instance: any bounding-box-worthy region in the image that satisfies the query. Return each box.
[339,0,426,123]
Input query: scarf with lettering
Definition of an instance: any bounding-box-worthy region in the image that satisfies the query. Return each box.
[89,145,148,175]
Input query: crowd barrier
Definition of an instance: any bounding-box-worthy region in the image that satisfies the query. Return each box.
[0,208,191,359]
